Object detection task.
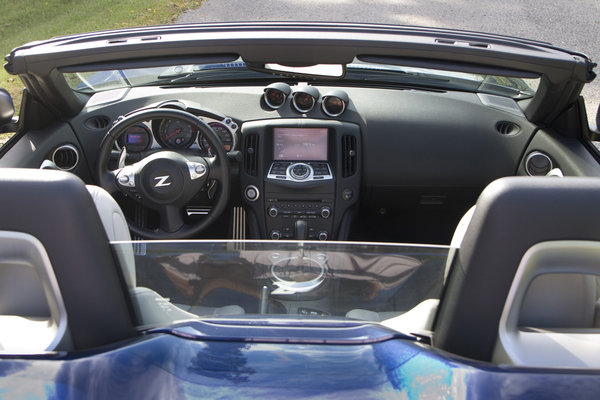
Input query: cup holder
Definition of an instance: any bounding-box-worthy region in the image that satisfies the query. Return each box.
[270,253,327,294]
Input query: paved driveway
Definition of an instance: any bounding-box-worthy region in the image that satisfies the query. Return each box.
[178,0,600,128]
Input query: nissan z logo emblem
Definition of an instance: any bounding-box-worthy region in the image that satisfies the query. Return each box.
[153,175,172,188]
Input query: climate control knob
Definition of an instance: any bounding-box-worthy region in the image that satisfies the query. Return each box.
[270,230,282,240]
[268,206,279,218]
[318,231,329,241]
[320,206,331,219]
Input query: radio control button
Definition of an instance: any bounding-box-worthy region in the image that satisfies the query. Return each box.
[268,206,279,217]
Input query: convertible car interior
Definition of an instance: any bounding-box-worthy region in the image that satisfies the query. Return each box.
[1,23,600,397]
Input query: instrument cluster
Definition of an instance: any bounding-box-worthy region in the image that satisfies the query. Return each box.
[116,115,237,156]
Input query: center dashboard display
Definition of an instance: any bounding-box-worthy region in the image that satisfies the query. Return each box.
[273,128,328,161]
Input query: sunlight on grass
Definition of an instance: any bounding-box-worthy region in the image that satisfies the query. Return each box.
[0,0,201,120]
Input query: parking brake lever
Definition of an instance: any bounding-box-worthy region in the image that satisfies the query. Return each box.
[295,220,307,240]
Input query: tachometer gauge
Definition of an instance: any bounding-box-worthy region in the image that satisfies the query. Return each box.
[118,124,151,152]
[199,122,234,156]
[157,119,198,149]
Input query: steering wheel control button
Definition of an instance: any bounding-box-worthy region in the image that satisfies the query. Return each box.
[244,185,260,202]
[117,168,136,187]
[187,162,207,180]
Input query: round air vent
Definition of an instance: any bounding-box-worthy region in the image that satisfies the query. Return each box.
[52,144,79,171]
[496,121,521,135]
[525,151,553,176]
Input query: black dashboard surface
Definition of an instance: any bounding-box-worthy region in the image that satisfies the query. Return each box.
[0,83,549,242]
[70,84,537,190]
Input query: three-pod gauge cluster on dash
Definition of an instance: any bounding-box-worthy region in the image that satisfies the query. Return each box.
[263,82,349,117]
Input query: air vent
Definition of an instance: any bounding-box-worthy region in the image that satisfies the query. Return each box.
[496,121,521,135]
[244,134,259,177]
[525,151,553,176]
[84,116,111,130]
[341,135,357,178]
[52,145,79,171]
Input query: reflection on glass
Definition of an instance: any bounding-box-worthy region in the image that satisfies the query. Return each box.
[111,241,449,329]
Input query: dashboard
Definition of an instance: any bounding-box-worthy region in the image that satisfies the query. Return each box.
[5,81,580,243]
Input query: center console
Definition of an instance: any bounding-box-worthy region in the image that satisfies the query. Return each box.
[241,119,361,240]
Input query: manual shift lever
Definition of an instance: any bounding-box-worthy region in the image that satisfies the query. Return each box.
[295,219,307,240]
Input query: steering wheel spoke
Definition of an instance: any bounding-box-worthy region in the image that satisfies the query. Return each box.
[205,156,223,181]
[99,169,121,195]
[159,205,186,233]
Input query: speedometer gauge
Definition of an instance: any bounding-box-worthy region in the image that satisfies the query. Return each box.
[199,122,234,156]
[157,119,198,149]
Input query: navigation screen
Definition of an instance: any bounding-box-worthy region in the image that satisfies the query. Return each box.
[273,128,328,161]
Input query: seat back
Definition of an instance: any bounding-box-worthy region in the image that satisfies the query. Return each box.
[0,169,135,351]
[494,241,600,368]
[434,177,600,361]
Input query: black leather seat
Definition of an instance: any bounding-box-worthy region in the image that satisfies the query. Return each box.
[434,176,600,362]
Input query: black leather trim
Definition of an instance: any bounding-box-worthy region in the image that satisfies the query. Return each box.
[434,176,600,361]
[0,169,135,349]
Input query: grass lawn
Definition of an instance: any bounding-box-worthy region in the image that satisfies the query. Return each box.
[0,0,202,143]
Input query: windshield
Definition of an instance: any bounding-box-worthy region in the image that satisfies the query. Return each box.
[64,59,539,99]
[112,240,449,332]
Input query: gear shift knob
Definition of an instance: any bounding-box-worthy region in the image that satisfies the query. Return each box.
[295,219,307,240]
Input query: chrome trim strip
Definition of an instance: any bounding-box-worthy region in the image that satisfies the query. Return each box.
[267,162,333,182]
[525,151,553,176]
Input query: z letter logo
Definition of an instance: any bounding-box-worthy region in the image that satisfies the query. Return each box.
[154,175,172,187]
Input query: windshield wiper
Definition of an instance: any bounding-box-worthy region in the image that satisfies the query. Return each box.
[344,67,533,98]
[155,62,250,82]
[151,68,269,85]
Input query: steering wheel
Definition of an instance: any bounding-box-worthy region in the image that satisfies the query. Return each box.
[97,108,230,239]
